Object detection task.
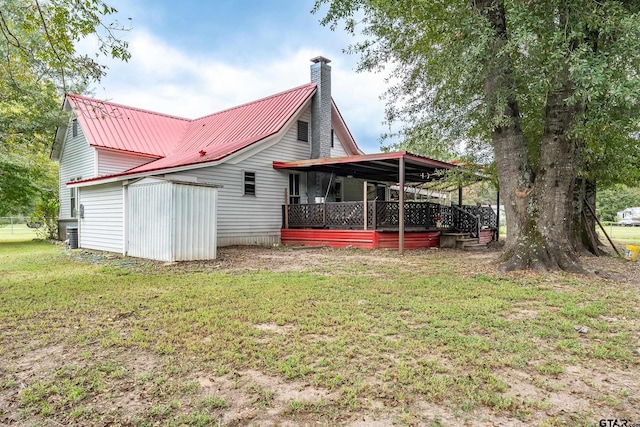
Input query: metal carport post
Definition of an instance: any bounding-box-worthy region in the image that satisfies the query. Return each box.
[399,155,405,255]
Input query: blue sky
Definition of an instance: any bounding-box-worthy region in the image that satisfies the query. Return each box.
[85,0,395,153]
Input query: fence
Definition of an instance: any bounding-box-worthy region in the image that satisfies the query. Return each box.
[0,216,42,240]
[284,201,497,237]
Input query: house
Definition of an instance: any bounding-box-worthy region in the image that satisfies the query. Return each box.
[52,57,497,261]
[617,207,640,226]
[51,57,367,260]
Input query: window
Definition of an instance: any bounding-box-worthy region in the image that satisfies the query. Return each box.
[243,171,256,196]
[297,120,309,142]
[72,119,78,137]
[331,129,335,148]
[289,174,300,204]
[70,187,77,217]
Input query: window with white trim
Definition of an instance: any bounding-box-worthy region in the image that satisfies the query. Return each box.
[70,187,77,217]
[243,171,256,196]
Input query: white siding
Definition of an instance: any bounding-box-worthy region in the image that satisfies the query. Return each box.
[79,183,124,253]
[166,108,311,247]
[58,120,95,219]
[97,149,155,176]
[330,132,349,157]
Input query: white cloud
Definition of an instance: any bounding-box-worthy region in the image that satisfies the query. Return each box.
[90,29,395,153]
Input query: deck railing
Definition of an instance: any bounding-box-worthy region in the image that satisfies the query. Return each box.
[283,201,497,236]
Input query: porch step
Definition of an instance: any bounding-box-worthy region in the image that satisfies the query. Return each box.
[440,232,470,249]
[455,237,482,249]
[441,232,488,251]
[462,242,488,251]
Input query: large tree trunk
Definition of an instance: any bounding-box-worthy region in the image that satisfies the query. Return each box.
[521,76,583,272]
[474,0,585,272]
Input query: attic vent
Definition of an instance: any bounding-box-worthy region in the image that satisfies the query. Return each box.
[297,120,309,142]
[72,119,78,137]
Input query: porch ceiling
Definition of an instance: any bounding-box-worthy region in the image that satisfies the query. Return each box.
[273,151,456,184]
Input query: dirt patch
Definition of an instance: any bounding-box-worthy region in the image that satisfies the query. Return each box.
[190,369,340,426]
[5,245,640,426]
[254,322,295,335]
[0,341,162,425]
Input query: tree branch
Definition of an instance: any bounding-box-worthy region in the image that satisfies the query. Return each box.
[33,0,67,92]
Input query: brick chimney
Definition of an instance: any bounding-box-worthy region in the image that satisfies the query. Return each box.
[307,57,333,201]
[310,56,332,159]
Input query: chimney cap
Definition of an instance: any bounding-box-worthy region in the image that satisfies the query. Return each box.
[310,56,331,64]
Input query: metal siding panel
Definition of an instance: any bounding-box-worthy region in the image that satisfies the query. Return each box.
[78,183,124,252]
[128,181,172,261]
[173,184,217,261]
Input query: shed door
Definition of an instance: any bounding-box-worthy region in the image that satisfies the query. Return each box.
[128,182,173,261]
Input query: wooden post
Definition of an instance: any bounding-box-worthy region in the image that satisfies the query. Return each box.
[284,188,289,229]
[363,180,368,230]
[399,156,405,255]
[584,197,621,257]
[372,199,377,231]
[323,202,327,227]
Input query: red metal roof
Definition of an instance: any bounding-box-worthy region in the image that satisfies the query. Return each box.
[125,83,317,175]
[67,94,189,157]
[66,83,319,180]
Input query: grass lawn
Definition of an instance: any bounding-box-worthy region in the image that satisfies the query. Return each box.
[0,237,638,426]
[0,223,39,243]
[597,225,640,246]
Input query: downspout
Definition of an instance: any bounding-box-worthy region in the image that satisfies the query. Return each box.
[123,183,128,255]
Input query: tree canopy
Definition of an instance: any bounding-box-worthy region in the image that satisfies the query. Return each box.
[316,0,640,182]
[0,0,130,216]
[316,0,640,271]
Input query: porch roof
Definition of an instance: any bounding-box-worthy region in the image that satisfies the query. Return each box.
[272,151,456,183]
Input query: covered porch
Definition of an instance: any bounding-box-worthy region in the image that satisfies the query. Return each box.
[274,151,499,252]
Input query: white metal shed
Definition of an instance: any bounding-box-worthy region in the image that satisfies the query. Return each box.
[127,177,221,262]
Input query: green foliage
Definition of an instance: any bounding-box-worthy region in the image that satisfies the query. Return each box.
[0,0,130,216]
[314,0,640,184]
[596,185,640,221]
[30,187,59,239]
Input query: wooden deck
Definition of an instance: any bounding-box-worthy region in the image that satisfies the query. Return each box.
[280,229,441,250]
[284,201,497,235]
